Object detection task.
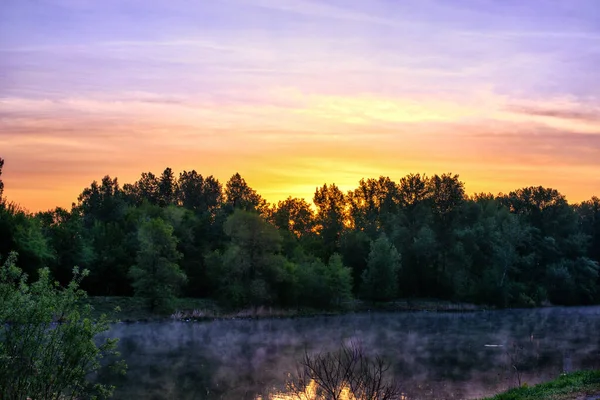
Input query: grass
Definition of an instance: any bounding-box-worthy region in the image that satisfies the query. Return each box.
[350,298,487,312]
[86,296,488,322]
[86,296,219,321]
[482,370,600,400]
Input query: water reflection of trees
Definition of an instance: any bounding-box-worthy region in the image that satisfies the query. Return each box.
[105,307,600,399]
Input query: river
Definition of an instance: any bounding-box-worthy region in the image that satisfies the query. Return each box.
[102,306,600,399]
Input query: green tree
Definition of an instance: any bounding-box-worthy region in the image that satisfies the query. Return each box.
[546,257,599,305]
[295,253,352,309]
[0,202,54,279]
[207,210,285,307]
[361,234,401,301]
[575,197,600,264]
[428,173,466,295]
[129,218,186,311]
[37,207,94,286]
[325,253,353,306]
[340,230,371,294]
[0,252,125,399]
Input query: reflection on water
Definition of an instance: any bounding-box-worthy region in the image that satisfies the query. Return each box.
[103,306,600,399]
[262,379,409,400]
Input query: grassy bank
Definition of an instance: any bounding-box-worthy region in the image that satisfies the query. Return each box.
[483,370,600,400]
[86,296,488,322]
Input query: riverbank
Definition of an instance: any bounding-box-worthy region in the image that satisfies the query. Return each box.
[86,296,488,322]
[483,370,600,400]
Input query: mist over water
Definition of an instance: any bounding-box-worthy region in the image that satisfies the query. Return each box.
[103,307,600,399]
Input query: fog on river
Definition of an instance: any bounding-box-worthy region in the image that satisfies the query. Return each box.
[101,306,600,400]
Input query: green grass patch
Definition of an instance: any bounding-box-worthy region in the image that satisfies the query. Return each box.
[483,370,600,400]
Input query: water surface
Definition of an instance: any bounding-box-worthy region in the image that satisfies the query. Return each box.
[105,306,600,399]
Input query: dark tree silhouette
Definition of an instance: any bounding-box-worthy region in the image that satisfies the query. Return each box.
[0,157,4,199]
[1,164,599,309]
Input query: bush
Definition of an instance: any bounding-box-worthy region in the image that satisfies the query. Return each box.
[0,252,125,399]
[287,341,402,400]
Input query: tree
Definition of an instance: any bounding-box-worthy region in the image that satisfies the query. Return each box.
[287,341,401,400]
[123,172,159,206]
[177,170,223,214]
[347,177,400,239]
[37,207,94,286]
[0,157,4,199]
[224,173,267,215]
[575,197,600,264]
[207,210,285,307]
[269,197,315,257]
[361,234,401,301]
[0,252,125,399]
[313,184,347,259]
[340,230,371,294]
[158,167,177,207]
[129,217,186,311]
[270,197,314,239]
[76,176,126,227]
[325,253,353,307]
[499,186,575,240]
[0,202,54,279]
[85,219,134,296]
[398,173,431,208]
[546,257,599,305]
[428,174,466,294]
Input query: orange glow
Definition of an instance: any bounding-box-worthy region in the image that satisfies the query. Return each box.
[2,92,599,212]
[258,379,409,400]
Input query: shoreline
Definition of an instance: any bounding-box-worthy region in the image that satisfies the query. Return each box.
[87,296,575,324]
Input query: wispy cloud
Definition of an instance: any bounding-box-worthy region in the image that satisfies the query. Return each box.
[506,105,600,124]
[233,0,398,26]
[1,0,600,210]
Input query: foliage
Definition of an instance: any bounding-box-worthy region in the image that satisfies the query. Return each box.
[294,253,352,309]
[129,217,186,311]
[361,234,401,302]
[313,183,347,260]
[0,201,54,279]
[0,157,4,199]
[207,209,285,307]
[0,252,125,399]
[1,157,600,310]
[224,173,268,215]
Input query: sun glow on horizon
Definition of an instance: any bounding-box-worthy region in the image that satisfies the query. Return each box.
[1,0,599,211]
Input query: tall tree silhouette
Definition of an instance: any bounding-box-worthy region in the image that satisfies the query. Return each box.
[224,173,267,214]
[0,157,4,199]
[158,167,177,207]
[177,170,222,214]
[270,197,314,239]
[348,177,400,239]
[314,184,347,260]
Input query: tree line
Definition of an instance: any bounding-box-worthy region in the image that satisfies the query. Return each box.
[1,157,599,310]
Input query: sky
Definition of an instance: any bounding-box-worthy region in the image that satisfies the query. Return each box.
[1,0,599,212]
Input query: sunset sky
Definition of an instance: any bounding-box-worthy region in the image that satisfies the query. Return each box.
[1,0,599,212]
